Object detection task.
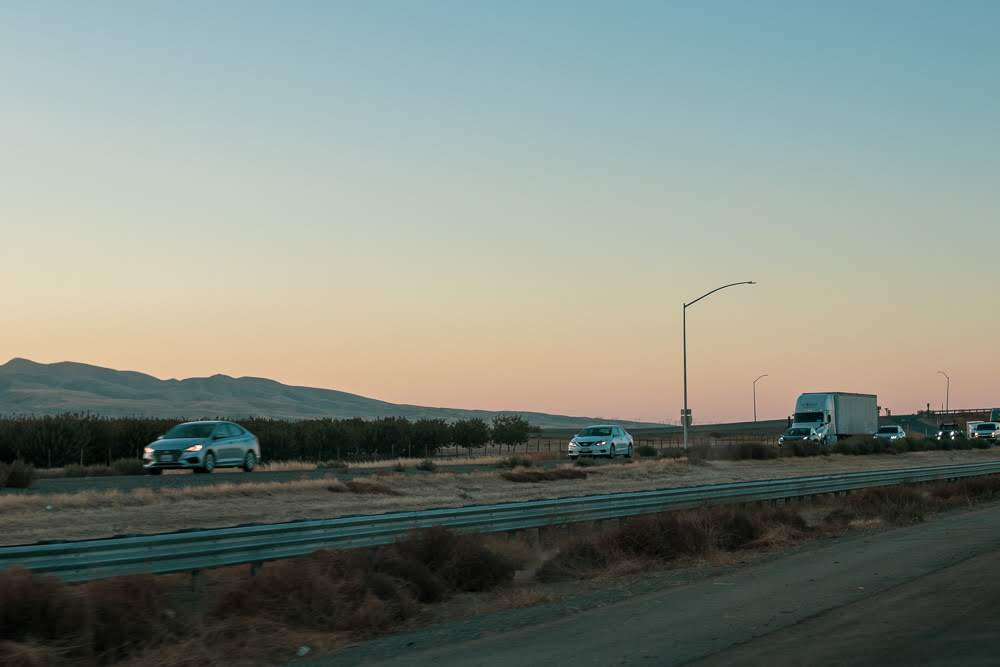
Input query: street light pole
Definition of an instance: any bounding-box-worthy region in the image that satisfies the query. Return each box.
[682,281,756,450]
[937,370,950,413]
[753,374,768,422]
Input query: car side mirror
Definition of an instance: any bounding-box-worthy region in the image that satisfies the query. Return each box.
[213,433,224,440]
[156,435,163,440]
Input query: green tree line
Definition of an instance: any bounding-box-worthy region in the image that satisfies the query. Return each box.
[0,414,533,468]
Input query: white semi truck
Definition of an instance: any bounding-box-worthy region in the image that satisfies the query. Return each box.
[786,392,878,445]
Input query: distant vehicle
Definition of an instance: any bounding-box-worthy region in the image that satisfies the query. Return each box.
[143,421,260,474]
[568,424,633,459]
[936,423,966,443]
[778,427,820,445]
[968,421,985,438]
[971,422,1000,443]
[789,392,878,445]
[874,425,906,441]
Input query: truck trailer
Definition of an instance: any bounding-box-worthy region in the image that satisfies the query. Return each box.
[788,392,878,445]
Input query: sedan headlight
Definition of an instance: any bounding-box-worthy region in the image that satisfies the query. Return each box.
[185,444,203,452]
[143,447,153,456]
[595,441,607,446]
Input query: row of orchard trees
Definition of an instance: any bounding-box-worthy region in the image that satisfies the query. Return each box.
[0,414,535,468]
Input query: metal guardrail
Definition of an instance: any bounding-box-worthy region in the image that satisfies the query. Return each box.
[3,460,1000,583]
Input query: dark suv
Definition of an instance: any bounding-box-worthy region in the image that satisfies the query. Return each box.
[935,423,966,443]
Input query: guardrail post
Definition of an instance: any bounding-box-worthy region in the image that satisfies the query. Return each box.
[191,569,203,593]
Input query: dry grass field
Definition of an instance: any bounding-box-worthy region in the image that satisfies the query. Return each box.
[6,472,1000,666]
[4,449,1000,546]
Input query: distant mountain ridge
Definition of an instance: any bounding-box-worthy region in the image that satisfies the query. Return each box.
[0,358,663,429]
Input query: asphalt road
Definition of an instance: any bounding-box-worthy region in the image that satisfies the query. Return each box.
[314,502,1000,667]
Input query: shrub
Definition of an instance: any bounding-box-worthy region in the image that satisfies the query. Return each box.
[716,511,763,550]
[87,575,169,661]
[373,553,445,603]
[391,527,516,592]
[110,458,144,476]
[63,464,115,478]
[834,436,874,455]
[0,461,35,489]
[345,479,400,495]
[536,540,610,582]
[844,486,929,524]
[609,513,712,560]
[500,468,586,483]
[573,457,598,467]
[929,475,1000,504]
[636,445,658,458]
[789,441,824,457]
[688,443,777,461]
[415,459,437,472]
[496,455,534,469]
[0,568,91,647]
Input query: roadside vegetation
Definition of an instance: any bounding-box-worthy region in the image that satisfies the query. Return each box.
[7,473,1000,666]
[0,414,535,470]
[0,460,35,489]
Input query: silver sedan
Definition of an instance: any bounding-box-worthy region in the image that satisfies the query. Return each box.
[568,424,634,459]
[143,421,260,474]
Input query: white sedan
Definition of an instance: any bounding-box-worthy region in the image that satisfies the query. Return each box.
[568,424,633,459]
[874,425,906,441]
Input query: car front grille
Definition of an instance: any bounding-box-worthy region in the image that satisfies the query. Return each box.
[155,450,183,462]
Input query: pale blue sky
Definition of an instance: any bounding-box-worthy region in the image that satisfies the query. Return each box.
[2,1,998,421]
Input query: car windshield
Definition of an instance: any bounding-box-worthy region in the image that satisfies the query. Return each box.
[787,428,811,436]
[578,427,613,437]
[794,411,824,423]
[976,424,997,432]
[163,423,217,439]
[877,427,898,434]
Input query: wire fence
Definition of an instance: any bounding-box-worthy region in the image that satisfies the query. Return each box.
[416,433,782,461]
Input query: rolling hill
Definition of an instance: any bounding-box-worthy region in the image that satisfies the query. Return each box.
[0,358,663,429]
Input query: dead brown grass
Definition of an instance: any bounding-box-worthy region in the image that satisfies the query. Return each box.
[536,505,816,583]
[9,474,1000,665]
[500,467,588,483]
[8,450,1000,547]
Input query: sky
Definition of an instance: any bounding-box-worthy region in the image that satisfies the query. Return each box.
[2,1,998,423]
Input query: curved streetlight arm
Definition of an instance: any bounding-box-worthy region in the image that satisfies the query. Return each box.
[937,371,950,412]
[685,281,756,309]
[682,280,756,447]
[753,374,769,385]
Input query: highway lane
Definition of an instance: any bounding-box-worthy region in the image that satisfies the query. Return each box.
[314,502,1000,666]
[694,548,1000,666]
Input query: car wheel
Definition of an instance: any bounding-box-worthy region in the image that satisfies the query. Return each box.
[242,451,257,472]
[607,443,615,459]
[195,452,216,474]
[145,468,162,476]
[626,444,633,459]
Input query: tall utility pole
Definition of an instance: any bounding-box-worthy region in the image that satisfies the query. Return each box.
[937,370,950,413]
[753,374,768,422]
[682,281,756,450]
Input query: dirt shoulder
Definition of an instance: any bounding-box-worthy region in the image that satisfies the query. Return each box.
[3,449,1000,545]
